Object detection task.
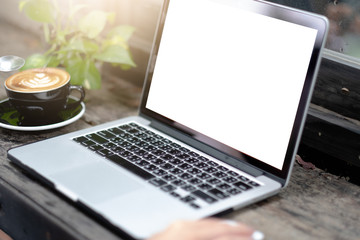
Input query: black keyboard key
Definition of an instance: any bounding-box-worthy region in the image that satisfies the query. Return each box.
[248,181,260,187]
[108,127,125,135]
[217,183,231,190]
[135,149,147,156]
[181,195,196,203]
[169,168,184,175]
[198,183,212,191]
[192,190,217,204]
[152,149,166,156]
[187,168,201,175]
[227,170,239,177]
[118,141,132,148]
[179,147,190,152]
[126,145,140,152]
[143,154,157,161]
[107,154,155,180]
[169,159,183,165]
[81,140,96,147]
[153,169,167,176]
[144,164,159,171]
[222,176,238,183]
[207,178,222,185]
[96,149,113,157]
[136,160,150,167]
[159,144,172,151]
[149,178,167,187]
[161,184,176,192]
[198,156,209,162]
[179,163,192,170]
[208,188,230,199]
[227,188,242,195]
[177,153,190,159]
[128,137,141,144]
[207,161,219,167]
[135,141,149,148]
[188,151,200,157]
[161,154,174,160]
[126,128,140,134]
[213,172,228,178]
[119,124,132,130]
[110,137,124,144]
[217,166,228,172]
[194,162,208,168]
[182,185,197,192]
[127,155,141,162]
[198,172,211,180]
[73,136,89,143]
[233,181,252,191]
[120,151,133,158]
[170,143,181,148]
[190,203,200,209]
[239,176,249,182]
[160,163,174,170]
[103,142,117,149]
[167,149,181,155]
[151,140,164,146]
[179,173,192,180]
[203,167,218,173]
[152,159,165,165]
[162,174,177,181]
[184,158,199,164]
[119,133,132,139]
[188,178,202,185]
[86,133,108,144]
[172,179,186,186]
[98,130,116,139]
[89,145,103,151]
[143,145,157,151]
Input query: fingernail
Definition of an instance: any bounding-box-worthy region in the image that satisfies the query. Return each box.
[222,220,239,226]
[252,231,265,240]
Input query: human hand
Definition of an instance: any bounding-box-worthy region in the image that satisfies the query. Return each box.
[147,218,264,240]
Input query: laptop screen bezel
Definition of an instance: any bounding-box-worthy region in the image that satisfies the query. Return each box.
[139,0,328,182]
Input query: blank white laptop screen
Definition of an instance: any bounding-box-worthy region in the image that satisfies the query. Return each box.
[146,0,318,170]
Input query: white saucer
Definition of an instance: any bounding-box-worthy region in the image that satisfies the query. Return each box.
[0,97,85,131]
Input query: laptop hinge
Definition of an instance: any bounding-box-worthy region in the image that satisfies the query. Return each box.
[147,118,264,177]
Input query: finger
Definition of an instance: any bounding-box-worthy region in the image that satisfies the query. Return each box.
[189,218,254,239]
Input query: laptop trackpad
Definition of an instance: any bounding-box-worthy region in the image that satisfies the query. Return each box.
[49,162,143,204]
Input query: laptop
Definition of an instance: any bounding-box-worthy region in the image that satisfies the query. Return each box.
[8,0,328,239]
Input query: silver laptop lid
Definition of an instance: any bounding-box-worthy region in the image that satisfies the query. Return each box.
[139,0,328,185]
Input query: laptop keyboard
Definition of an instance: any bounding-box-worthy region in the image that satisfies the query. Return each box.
[73,122,261,209]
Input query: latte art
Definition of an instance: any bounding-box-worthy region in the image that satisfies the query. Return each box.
[5,68,70,92]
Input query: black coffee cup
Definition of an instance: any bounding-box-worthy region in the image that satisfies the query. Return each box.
[4,68,85,125]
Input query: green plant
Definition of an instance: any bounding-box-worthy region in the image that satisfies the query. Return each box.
[19,0,136,89]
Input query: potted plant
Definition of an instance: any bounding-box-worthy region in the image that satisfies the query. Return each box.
[19,0,136,89]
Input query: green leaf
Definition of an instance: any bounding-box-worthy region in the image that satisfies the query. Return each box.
[66,58,101,89]
[19,0,29,12]
[63,38,99,54]
[78,10,108,39]
[46,55,61,67]
[21,0,56,23]
[21,54,50,70]
[69,4,89,19]
[107,25,135,42]
[94,45,136,67]
[43,23,50,43]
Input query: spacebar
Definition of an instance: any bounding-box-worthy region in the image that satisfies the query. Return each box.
[106,154,155,180]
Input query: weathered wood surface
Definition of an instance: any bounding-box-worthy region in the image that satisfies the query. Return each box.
[1,73,360,240]
[313,56,360,121]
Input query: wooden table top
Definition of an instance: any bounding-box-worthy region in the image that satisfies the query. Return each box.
[0,72,359,240]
